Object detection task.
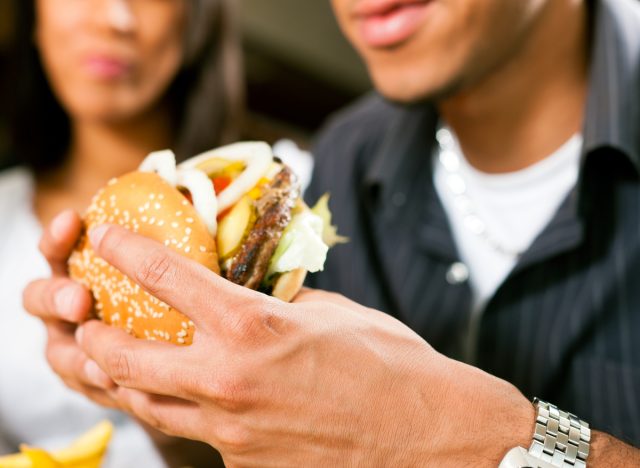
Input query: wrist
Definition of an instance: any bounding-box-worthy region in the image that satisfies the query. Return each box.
[426,359,535,467]
[476,380,535,465]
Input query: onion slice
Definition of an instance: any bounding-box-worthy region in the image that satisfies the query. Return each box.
[179,142,273,212]
[139,150,178,186]
[176,169,218,236]
[139,150,218,236]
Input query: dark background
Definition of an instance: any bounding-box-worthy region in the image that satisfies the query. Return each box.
[0,0,371,165]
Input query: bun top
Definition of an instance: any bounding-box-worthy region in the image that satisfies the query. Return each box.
[69,171,219,345]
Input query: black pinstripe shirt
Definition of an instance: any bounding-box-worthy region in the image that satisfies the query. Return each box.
[306,0,640,447]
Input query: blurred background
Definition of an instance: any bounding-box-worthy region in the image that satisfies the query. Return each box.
[0,0,371,168]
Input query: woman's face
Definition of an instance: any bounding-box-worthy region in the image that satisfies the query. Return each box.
[35,0,186,122]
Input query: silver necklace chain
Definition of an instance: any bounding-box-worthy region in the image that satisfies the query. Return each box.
[436,128,524,258]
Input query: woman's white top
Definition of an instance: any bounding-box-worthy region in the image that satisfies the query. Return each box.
[0,167,166,467]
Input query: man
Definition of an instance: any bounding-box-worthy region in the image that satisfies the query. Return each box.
[24,0,640,466]
[309,0,640,446]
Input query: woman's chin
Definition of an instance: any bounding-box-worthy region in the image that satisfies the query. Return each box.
[67,105,148,125]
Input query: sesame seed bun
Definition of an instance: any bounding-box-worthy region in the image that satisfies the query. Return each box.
[69,172,220,346]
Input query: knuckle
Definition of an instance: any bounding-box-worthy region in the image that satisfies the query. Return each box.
[44,341,62,372]
[38,232,58,259]
[224,306,283,343]
[215,422,253,453]
[142,400,166,432]
[178,370,207,400]
[21,283,36,314]
[37,236,48,257]
[130,393,178,437]
[105,347,135,384]
[226,313,259,340]
[208,372,253,413]
[136,249,173,295]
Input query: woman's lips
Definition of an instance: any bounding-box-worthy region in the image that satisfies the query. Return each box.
[84,56,133,79]
[355,0,433,48]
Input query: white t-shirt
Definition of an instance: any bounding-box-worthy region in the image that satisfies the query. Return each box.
[0,168,166,467]
[434,132,582,359]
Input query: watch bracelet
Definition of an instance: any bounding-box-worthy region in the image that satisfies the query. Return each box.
[530,398,591,467]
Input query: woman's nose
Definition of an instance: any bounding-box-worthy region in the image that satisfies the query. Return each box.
[103,0,137,34]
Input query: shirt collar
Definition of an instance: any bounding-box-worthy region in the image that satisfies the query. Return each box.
[583,0,640,170]
[362,101,438,211]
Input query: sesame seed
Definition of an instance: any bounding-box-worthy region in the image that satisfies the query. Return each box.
[186,217,194,224]
[199,245,207,252]
[185,246,191,253]
[171,222,179,228]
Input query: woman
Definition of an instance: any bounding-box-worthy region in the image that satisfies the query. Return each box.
[0,0,241,465]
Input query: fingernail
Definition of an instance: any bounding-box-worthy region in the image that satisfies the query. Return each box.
[89,225,109,248]
[50,211,71,242]
[54,285,78,321]
[84,360,112,389]
[75,325,84,345]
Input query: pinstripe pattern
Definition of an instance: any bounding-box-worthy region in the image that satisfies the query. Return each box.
[306,0,640,446]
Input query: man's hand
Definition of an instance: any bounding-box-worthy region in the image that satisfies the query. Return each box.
[71,223,535,467]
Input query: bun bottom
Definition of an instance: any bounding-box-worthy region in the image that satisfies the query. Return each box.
[271,268,307,302]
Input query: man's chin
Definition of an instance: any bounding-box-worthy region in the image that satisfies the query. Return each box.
[371,69,466,107]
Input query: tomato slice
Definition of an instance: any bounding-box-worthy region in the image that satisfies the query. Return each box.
[217,207,231,221]
[212,176,231,194]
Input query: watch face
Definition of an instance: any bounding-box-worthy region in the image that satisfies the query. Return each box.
[499,447,556,468]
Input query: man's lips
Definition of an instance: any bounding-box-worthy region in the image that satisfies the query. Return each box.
[354,0,434,48]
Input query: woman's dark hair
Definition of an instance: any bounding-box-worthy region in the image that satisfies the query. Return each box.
[4,0,243,171]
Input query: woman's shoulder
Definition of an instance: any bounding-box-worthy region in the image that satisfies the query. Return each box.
[0,166,34,218]
[0,165,33,189]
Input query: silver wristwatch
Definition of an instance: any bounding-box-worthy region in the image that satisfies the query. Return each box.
[499,398,591,468]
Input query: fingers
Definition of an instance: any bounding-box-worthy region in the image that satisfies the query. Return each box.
[295,287,367,311]
[78,320,204,400]
[113,387,205,441]
[39,210,83,276]
[295,287,348,305]
[88,224,269,331]
[43,321,119,409]
[23,277,93,323]
[45,321,114,390]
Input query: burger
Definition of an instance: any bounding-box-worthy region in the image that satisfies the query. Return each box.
[69,142,345,345]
